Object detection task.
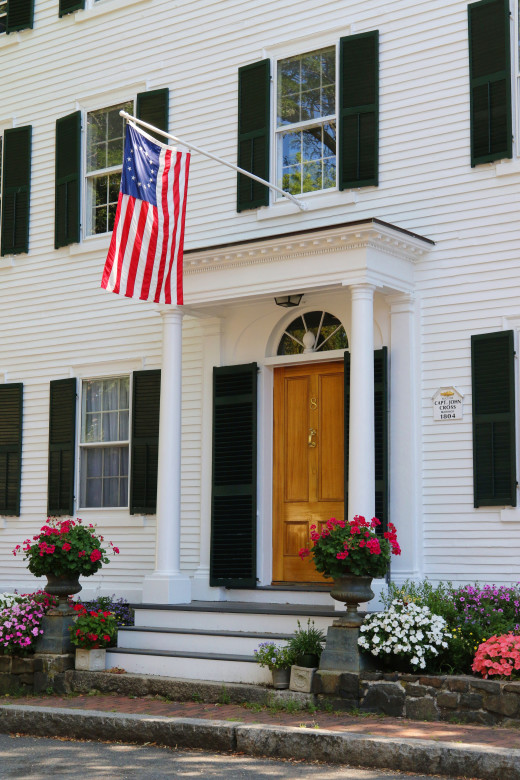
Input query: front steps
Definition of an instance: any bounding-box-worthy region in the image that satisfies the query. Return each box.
[107,600,338,684]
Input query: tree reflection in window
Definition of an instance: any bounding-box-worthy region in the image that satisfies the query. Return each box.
[277,311,348,355]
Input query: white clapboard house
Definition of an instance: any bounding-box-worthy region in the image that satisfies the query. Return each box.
[0,0,519,682]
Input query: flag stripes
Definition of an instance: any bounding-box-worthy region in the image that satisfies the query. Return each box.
[101,124,190,305]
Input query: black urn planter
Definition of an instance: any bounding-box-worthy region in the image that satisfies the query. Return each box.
[330,574,375,627]
[33,573,82,655]
[44,573,82,613]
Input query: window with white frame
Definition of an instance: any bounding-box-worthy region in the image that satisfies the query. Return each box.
[0,1,6,33]
[276,46,336,197]
[79,376,129,508]
[85,101,132,236]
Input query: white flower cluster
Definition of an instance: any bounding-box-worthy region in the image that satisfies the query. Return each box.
[0,593,18,609]
[358,599,449,671]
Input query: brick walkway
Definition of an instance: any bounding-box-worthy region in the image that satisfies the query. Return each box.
[4,692,520,750]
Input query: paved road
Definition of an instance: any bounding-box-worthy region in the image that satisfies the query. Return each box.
[0,734,458,779]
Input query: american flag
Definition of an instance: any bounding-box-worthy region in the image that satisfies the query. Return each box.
[101,123,190,305]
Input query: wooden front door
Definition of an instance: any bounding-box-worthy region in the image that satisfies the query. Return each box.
[272,361,344,583]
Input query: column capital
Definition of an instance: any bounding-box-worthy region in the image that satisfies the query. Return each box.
[387,292,415,314]
[350,282,376,300]
[156,305,184,323]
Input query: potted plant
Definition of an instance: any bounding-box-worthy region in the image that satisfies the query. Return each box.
[299,515,401,626]
[288,618,325,668]
[69,604,118,671]
[254,641,295,688]
[13,518,120,606]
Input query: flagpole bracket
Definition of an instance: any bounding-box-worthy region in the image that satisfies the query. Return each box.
[120,110,308,213]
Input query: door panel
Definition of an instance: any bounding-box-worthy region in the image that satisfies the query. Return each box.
[284,376,310,502]
[318,371,344,502]
[273,361,344,583]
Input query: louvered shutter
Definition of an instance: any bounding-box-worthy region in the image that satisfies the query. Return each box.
[59,0,84,17]
[471,331,516,506]
[237,60,270,212]
[374,348,389,527]
[48,379,77,516]
[1,126,31,256]
[130,370,160,515]
[210,363,257,587]
[468,0,512,166]
[0,384,23,516]
[55,112,81,249]
[137,89,169,143]
[339,31,379,189]
[344,349,389,529]
[6,0,34,32]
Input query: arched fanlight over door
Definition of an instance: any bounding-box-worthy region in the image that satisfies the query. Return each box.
[277,311,348,355]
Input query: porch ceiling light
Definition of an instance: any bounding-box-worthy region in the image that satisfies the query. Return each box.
[274,294,303,308]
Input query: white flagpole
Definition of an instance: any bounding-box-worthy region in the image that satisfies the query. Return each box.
[120,110,308,212]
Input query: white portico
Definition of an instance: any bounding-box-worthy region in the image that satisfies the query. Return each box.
[142,218,433,604]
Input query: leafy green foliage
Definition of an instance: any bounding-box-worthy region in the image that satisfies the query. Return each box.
[288,619,325,660]
[254,641,296,669]
[69,604,118,649]
[381,579,520,674]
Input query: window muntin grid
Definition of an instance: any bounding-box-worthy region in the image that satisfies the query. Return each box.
[85,101,132,236]
[276,47,336,197]
[277,311,348,356]
[79,376,130,508]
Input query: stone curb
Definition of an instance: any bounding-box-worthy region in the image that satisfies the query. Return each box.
[1,705,519,779]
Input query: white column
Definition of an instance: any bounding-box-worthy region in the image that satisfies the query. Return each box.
[192,318,226,600]
[348,283,376,521]
[142,307,191,604]
[388,293,421,584]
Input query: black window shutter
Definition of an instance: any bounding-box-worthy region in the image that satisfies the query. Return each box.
[0,384,23,516]
[468,0,512,166]
[471,331,516,506]
[339,31,379,189]
[344,349,389,529]
[130,370,161,515]
[374,347,389,528]
[137,89,169,143]
[55,112,81,249]
[48,378,77,516]
[237,60,270,212]
[59,0,84,17]
[1,126,31,257]
[210,363,257,587]
[6,0,34,32]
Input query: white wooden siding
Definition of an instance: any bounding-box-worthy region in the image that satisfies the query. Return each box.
[1,0,520,591]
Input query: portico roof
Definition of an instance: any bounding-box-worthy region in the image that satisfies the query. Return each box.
[183,218,434,306]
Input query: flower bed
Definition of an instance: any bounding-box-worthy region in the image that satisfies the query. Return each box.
[359,580,520,677]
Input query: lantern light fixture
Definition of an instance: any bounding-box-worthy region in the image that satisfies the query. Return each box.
[274,294,303,308]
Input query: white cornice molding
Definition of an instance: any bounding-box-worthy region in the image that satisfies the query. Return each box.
[184,222,432,276]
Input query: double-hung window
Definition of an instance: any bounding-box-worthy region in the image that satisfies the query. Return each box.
[276,47,336,197]
[55,88,168,248]
[85,101,132,236]
[0,2,6,33]
[79,376,130,508]
[237,31,379,212]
